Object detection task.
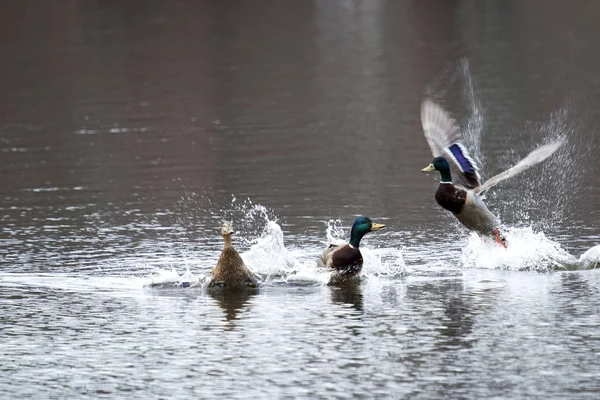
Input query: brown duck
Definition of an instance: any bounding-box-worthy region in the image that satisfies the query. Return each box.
[210,222,259,288]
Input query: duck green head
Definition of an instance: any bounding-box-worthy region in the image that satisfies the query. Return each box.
[422,157,452,183]
[349,216,385,248]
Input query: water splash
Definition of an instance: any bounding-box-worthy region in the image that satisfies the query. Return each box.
[492,98,590,233]
[136,190,283,252]
[361,247,406,277]
[461,227,577,271]
[284,261,332,286]
[143,266,201,288]
[242,221,298,277]
[579,245,600,269]
[241,220,332,285]
[423,58,463,100]
[324,218,346,246]
[460,59,486,172]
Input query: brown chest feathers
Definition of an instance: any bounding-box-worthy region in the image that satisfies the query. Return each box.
[211,247,257,288]
[435,183,467,214]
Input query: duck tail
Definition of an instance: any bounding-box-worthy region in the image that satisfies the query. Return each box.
[493,228,507,248]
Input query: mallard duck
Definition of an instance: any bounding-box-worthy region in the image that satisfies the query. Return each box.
[318,216,385,277]
[420,99,564,247]
[210,222,259,288]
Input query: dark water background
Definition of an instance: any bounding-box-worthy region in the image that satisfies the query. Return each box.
[1,1,599,398]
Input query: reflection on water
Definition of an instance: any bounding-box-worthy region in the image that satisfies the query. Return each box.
[1,0,599,398]
[208,287,258,323]
[329,280,364,311]
[439,292,475,346]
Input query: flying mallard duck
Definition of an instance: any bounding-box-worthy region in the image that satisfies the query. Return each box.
[318,216,385,278]
[420,99,564,247]
[210,222,260,288]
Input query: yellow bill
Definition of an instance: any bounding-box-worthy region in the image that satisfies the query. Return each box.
[371,223,386,231]
[421,163,435,172]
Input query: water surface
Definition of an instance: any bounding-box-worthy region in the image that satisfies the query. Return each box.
[1,1,599,398]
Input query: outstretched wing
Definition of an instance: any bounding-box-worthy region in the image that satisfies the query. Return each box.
[473,139,565,194]
[421,99,481,189]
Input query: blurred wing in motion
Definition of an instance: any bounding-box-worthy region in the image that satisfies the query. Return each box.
[421,99,481,189]
[474,139,565,194]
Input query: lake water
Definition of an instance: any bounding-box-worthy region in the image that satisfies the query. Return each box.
[1,1,600,398]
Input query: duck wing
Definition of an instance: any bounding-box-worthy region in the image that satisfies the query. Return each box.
[473,139,565,194]
[318,244,339,268]
[318,244,363,274]
[421,99,482,189]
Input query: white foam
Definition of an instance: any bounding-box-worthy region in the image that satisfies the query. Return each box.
[579,245,600,268]
[284,265,331,286]
[361,247,406,277]
[143,266,204,288]
[461,226,577,271]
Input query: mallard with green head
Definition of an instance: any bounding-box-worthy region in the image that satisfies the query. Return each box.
[210,222,259,288]
[420,99,564,247]
[318,216,385,277]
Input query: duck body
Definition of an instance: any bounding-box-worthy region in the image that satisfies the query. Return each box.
[435,182,498,236]
[211,246,258,288]
[318,216,385,279]
[210,222,259,289]
[319,243,363,277]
